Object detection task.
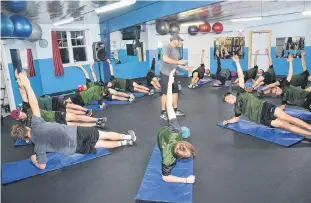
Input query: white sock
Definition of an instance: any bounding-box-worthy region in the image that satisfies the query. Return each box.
[121,134,131,140]
[119,140,130,146]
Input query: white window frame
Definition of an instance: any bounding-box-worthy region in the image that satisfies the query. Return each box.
[55,29,91,67]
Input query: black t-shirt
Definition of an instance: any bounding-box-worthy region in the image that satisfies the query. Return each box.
[263,65,276,85]
[195,64,205,79]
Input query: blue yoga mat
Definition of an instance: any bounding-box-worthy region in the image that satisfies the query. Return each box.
[2,148,110,184]
[132,92,146,98]
[217,120,304,147]
[135,145,193,203]
[14,139,32,146]
[197,79,214,86]
[285,108,311,120]
[84,104,108,110]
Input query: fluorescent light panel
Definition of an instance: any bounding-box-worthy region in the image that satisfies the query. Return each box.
[302,10,311,16]
[231,16,262,22]
[180,21,204,26]
[52,17,75,26]
[95,0,136,14]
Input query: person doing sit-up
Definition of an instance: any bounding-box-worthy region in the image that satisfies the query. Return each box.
[158,69,196,184]
[208,49,231,85]
[222,55,311,138]
[10,74,137,170]
[234,50,263,84]
[76,62,135,102]
[246,48,276,92]
[188,49,208,88]
[146,51,161,90]
[105,59,154,95]
[11,72,107,130]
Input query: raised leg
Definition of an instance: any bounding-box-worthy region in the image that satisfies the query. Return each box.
[133,87,149,94]
[271,118,311,137]
[133,82,150,91]
[151,81,160,90]
[112,95,129,101]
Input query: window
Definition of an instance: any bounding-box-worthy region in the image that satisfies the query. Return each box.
[56,30,88,65]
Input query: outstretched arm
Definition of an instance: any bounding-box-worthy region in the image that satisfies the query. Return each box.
[77,64,90,80]
[286,55,293,82]
[232,55,245,89]
[166,70,176,120]
[89,61,97,82]
[262,81,280,91]
[301,50,307,72]
[201,49,205,64]
[15,70,28,103]
[177,65,192,71]
[18,72,41,117]
[223,116,240,125]
[266,48,272,66]
[253,50,259,68]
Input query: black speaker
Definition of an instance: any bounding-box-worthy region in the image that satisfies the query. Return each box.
[92,41,106,61]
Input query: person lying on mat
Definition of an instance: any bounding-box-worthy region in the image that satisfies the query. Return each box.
[76,62,135,102]
[146,51,161,90]
[207,49,231,85]
[188,49,208,88]
[260,56,311,111]
[158,69,196,183]
[259,51,310,97]
[105,59,155,95]
[222,55,311,137]
[233,50,263,84]
[246,48,276,92]
[14,70,92,116]
[10,113,136,171]
[12,72,107,129]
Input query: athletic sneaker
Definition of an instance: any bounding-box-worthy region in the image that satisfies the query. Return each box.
[175,109,185,116]
[96,121,106,129]
[188,84,194,89]
[256,90,264,98]
[160,111,168,120]
[86,109,92,116]
[97,117,108,123]
[128,130,136,142]
[125,140,134,145]
[148,89,155,96]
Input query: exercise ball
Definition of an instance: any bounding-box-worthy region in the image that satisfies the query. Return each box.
[5,1,27,13]
[1,13,14,37]
[199,22,211,33]
[212,22,223,34]
[28,22,42,42]
[188,25,199,36]
[10,15,32,38]
[156,21,170,35]
[169,24,180,34]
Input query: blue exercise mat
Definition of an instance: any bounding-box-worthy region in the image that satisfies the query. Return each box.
[285,108,311,120]
[2,148,110,184]
[104,100,131,105]
[14,139,32,146]
[217,120,304,147]
[135,145,193,203]
[197,79,214,86]
[84,104,108,110]
[132,92,146,98]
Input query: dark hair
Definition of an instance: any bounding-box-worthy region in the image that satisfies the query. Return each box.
[11,124,27,141]
[222,92,232,102]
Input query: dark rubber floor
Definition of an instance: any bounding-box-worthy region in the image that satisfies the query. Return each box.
[2,78,311,203]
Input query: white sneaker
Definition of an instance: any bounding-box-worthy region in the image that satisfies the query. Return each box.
[160,112,168,120]
[128,130,136,142]
[148,89,155,95]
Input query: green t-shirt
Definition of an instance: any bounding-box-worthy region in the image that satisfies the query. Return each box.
[21,102,55,127]
[290,71,308,88]
[280,80,309,106]
[219,69,231,79]
[87,81,96,89]
[80,86,102,105]
[37,95,53,111]
[115,78,127,90]
[234,88,265,123]
[244,65,258,81]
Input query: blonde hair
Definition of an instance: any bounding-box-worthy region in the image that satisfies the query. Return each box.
[11,124,27,141]
[175,141,196,158]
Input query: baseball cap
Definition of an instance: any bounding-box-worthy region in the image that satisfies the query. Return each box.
[170,34,183,42]
[11,109,21,120]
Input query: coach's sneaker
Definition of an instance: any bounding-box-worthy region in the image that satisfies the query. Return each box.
[128,130,136,142]
[148,89,155,96]
[160,111,168,120]
[86,109,92,116]
[175,109,185,116]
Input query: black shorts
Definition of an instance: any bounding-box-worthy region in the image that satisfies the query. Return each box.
[263,72,272,85]
[75,126,99,154]
[55,111,67,124]
[69,93,85,106]
[146,71,156,86]
[103,94,113,101]
[160,72,179,95]
[301,70,309,89]
[260,102,277,127]
[125,79,135,92]
[191,70,202,79]
[243,71,249,82]
[303,93,311,111]
[52,97,67,110]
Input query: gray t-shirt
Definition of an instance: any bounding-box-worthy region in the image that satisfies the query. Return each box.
[31,116,78,164]
[160,44,179,76]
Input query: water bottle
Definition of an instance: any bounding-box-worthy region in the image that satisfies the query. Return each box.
[178,81,182,91]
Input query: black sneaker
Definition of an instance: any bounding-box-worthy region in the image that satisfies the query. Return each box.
[86,109,92,116]
[175,109,185,116]
[160,111,168,120]
[96,121,106,129]
[97,117,108,123]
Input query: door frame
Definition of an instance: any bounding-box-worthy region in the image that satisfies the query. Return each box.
[1,40,16,111]
[248,30,272,69]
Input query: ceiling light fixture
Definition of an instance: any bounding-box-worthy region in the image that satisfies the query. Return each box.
[52,17,75,27]
[230,16,263,22]
[302,10,311,16]
[180,21,204,26]
[95,0,136,14]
